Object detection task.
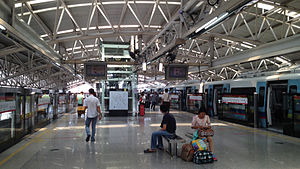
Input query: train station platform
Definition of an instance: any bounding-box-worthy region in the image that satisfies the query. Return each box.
[0,109,300,169]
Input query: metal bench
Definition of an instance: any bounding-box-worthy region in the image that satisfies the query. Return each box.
[162,134,185,157]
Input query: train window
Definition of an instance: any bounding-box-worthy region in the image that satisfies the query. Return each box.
[231,87,255,95]
[258,87,265,106]
[290,85,297,94]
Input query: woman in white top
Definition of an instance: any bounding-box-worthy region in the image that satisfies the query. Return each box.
[191,107,217,161]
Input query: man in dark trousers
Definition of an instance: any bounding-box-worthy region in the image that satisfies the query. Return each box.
[144,104,176,153]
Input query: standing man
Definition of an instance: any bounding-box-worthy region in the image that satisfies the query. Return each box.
[162,89,171,112]
[83,88,101,142]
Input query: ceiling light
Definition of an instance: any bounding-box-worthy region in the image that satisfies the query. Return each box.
[142,62,147,71]
[159,63,163,72]
[195,12,229,33]
[0,24,6,31]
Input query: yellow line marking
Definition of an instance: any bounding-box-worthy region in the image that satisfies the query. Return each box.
[0,129,50,166]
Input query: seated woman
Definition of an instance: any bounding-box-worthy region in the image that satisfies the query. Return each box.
[191,107,217,161]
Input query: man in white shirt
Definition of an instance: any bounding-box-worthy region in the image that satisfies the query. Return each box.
[161,89,171,112]
[83,88,101,142]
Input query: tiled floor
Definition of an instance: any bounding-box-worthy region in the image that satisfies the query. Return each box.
[0,109,300,169]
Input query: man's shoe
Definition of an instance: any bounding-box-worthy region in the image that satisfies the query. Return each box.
[86,135,91,142]
[91,138,95,142]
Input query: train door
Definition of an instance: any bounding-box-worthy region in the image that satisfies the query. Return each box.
[287,79,300,137]
[213,85,223,116]
[267,83,288,132]
[257,82,267,128]
[208,85,213,116]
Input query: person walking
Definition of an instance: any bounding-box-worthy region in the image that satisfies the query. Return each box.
[139,92,146,116]
[161,89,171,112]
[151,92,158,111]
[83,88,101,142]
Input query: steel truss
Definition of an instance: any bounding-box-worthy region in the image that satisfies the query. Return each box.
[140,0,300,82]
[3,0,300,89]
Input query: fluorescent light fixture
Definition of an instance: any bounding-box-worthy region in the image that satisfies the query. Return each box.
[142,62,147,71]
[0,24,6,31]
[195,17,217,33]
[195,12,229,33]
[159,63,163,72]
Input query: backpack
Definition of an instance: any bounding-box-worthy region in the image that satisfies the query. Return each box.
[180,143,195,162]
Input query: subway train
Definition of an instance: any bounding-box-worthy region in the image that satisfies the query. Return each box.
[0,88,72,152]
[152,66,300,137]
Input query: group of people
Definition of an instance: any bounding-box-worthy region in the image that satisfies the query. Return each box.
[139,89,172,116]
[81,88,217,161]
[143,103,217,161]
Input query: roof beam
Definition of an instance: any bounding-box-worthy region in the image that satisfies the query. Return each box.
[96,2,115,32]
[60,0,83,34]
[146,0,253,63]
[148,1,158,30]
[86,0,97,33]
[24,2,53,39]
[127,3,145,31]
[0,46,27,58]
[0,64,52,83]
[48,31,158,44]
[141,0,198,54]
[118,0,128,31]
[211,33,300,69]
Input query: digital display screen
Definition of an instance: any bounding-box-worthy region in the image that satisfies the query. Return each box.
[165,64,188,80]
[84,62,107,79]
[169,67,188,78]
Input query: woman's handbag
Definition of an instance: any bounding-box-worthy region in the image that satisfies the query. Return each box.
[199,128,214,137]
